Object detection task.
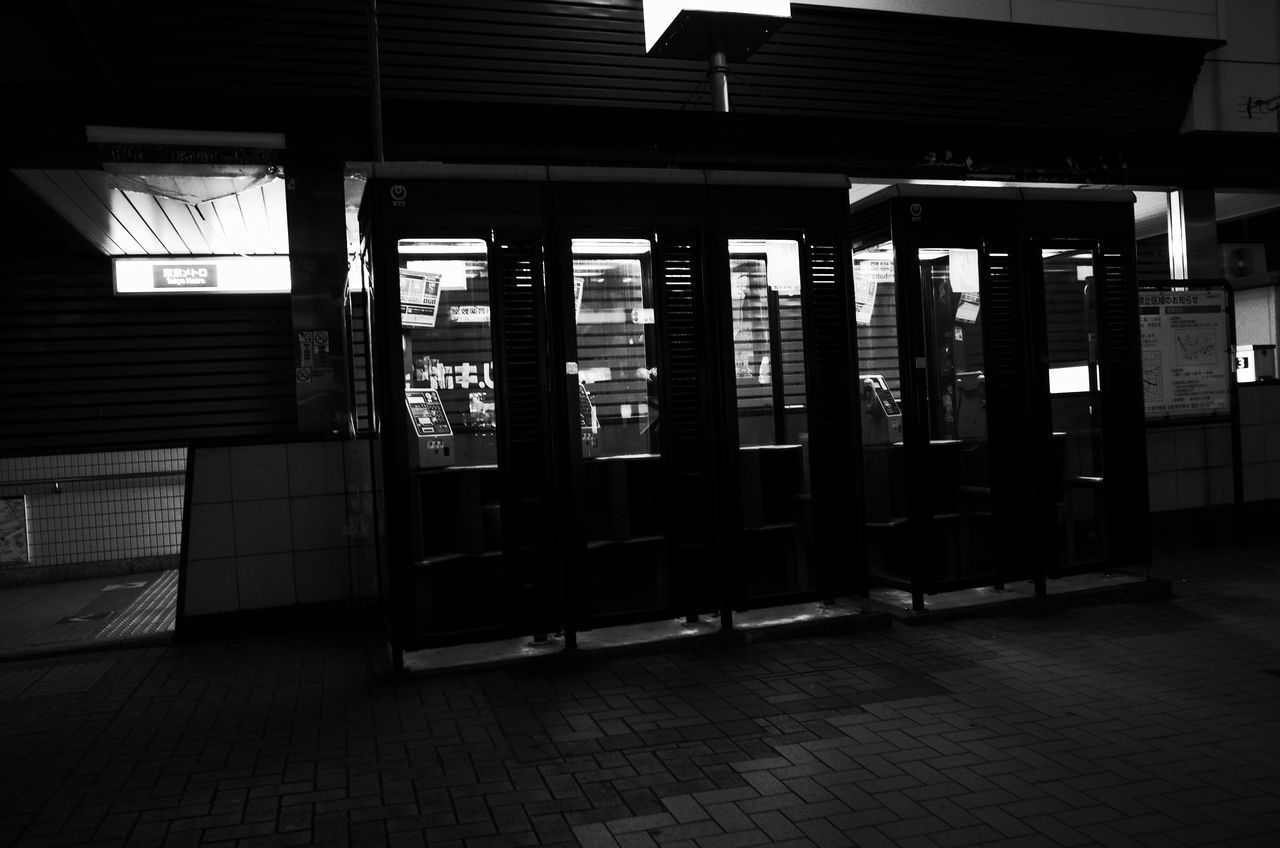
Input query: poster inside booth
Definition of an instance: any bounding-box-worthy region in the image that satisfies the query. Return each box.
[1140,285,1233,420]
[399,269,442,328]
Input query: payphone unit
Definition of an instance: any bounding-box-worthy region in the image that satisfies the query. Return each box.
[861,375,903,445]
[406,389,454,467]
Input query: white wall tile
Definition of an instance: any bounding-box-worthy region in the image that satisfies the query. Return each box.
[1205,425,1234,468]
[1266,426,1280,462]
[1268,461,1280,501]
[295,548,351,604]
[1145,430,1177,473]
[1208,467,1235,506]
[290,495,349,552]
[1264,385,1280,424]
[1147,470,1179,512]
[1243,464,1268,502]
[236,552,295,609]
[183,557,239,616]
[229,445,290,500]
[1173,428,1207,469]
[1241,424,1267,464]
[1176,468,1208,509]
[288,442,346,497]
[1238,384,1264,424]
[187,502,237,560]
[191,447,232,504]
[232,498,293,555]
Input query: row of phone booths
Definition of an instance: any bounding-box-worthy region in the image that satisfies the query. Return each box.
[358,168,1149,654]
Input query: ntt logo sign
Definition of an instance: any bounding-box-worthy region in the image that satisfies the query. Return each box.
[390,184,408,206]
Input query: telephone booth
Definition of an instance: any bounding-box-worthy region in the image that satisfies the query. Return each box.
[360,167,860,655]
[849,187,1150,610]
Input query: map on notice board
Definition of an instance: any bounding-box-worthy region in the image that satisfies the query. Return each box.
[1139,286,1231,420]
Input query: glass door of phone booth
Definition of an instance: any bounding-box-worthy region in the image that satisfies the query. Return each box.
[854,242,996,595]
[570,237,670,621]
[851,191,1145,609]
[1039,245,1107,570]
[373,176,855,651]
[728,239,815,604]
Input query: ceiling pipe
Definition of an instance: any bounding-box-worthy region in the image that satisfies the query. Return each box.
[709,36,730,113]
[368,0,385,163]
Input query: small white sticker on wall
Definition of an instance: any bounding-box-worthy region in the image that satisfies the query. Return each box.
[566,361,579,375]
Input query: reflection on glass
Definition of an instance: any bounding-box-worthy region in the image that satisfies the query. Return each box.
[397,238,497,467]
[920,247,990,581]
[572,239,658,459]
[919,248,985,442]
[1042,248,1105,566]
[571,239,667,619]
[728,239,805,447]
[854,241,907,582]
[728,239,813,599]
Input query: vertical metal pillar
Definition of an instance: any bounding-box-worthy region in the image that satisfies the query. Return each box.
[1167,189,1218,280]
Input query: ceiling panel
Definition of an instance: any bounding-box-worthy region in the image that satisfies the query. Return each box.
[10,169,290,257]
[155,196,213,255]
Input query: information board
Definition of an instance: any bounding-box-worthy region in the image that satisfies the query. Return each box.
[1139,286,1232,420]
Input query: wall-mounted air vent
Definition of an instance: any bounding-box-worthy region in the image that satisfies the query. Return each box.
[1222,243,1270,289]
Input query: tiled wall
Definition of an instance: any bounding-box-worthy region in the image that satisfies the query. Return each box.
[0,449,187,570]
[1239,383,1280,502]
[1146,382,1280,511]
[1145,423,1235,512]
[183,441,378,617]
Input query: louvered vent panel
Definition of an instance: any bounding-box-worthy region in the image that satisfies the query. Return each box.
[659,242,702,466]
[982,250,1020,403]
[495,240,547,486]
[803,243,846,430]
[979,247,1028,573]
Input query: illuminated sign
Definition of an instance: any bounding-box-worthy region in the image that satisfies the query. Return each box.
[114,256,291,294]
[643,0,791,54]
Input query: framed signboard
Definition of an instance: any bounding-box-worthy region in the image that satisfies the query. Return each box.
[1139,284,1233,421]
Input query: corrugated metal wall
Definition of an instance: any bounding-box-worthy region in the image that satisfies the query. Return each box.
[0,173,296,454]
[54,1,1207,136]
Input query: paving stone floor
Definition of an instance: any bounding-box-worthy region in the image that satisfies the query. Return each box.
[1,538,1278,848]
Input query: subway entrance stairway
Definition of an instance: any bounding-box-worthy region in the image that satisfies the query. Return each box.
[0,540,1277,848]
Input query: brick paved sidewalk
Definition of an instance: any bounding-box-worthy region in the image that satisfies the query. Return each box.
[1,540,1278,848]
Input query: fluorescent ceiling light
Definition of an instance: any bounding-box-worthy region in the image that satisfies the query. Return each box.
[398,239,488,255]
[572,239,653,255]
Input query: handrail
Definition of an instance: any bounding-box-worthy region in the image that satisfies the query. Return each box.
[0,469,185,491]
